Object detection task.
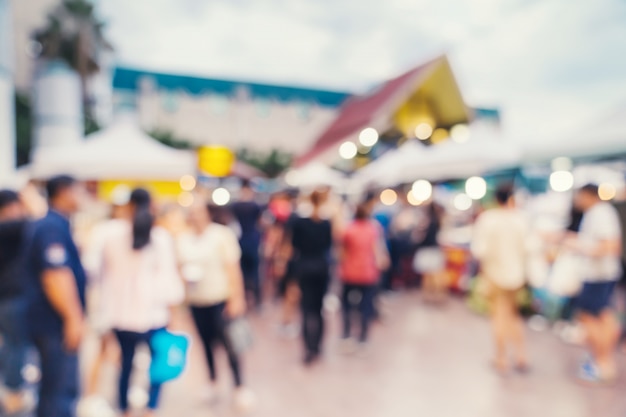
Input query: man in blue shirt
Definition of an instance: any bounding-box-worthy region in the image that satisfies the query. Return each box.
[22,175,86,417]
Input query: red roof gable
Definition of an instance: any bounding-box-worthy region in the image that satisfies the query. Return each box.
[296,56,444,167]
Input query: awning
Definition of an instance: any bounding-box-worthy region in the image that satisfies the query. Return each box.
[295,55,470,166]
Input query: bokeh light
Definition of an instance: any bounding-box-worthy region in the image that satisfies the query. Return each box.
[454,193,473,211]
[450,123,470,143]
[359,127,379,147]
[284,170,298,187]
[550,171,574,192]
[380,189,398,206]
[212,187,231,206]
[177,191,194,207]
[430,128,449,144]
[599,183,617,201]
[415,123,433,140]
[339,141,358,159]
[179,175,197,191]
[465,176,487,200]
[407,190,423,206]
[411,180,433,201]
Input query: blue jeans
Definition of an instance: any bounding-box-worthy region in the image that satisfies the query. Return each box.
[0,299,28,390]
[32,331,79,417]
[114,329,162,411]
[341,284,376,342]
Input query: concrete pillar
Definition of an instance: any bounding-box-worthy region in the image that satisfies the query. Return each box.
[0,0,16,185]
[32,60,84,152]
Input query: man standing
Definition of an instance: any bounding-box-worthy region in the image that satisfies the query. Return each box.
[23,176,87,417]
[0,190,32,414]
[231,180,263,310]
[571,184,623,384]
[471,184,529,374]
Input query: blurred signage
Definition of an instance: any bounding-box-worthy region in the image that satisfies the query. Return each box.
[198,146,235,177]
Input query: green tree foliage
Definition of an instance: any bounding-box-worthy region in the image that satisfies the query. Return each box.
[14,93,32,167]
[33,0,111,117]
[147,129,194,150]
[237,148,292,178]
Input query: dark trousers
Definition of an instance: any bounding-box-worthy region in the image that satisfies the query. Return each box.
[341,284,376,343]
[32,331,79,417]
[191,303,242,387]
[114,329,162,411]
[0,298,28,390]
[298,262,330,356]
[241,251,261,308]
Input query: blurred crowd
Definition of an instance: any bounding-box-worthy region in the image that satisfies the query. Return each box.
[0,175,625,417]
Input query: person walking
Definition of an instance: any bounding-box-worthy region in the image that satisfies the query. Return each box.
[0,190,34,415]
[471,184,530,374]
[291,191,333,365]
[231,180,264,311]
[94,188,184,417]
[22,176,87,417]
[414,203,447,302]
[177,201,253,409]
[339,203,389,352]
[568,184,623,384]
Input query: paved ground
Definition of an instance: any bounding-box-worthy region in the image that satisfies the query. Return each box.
[157,292,626,417]
[10,291,626,417]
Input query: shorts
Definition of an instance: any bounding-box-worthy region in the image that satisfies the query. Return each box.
[413,247,445,274]
[577,281,617,316]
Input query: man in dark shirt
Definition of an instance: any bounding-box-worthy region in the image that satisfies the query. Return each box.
[22,176,86,417]
[0,190,31,413]
[230,180,263,310]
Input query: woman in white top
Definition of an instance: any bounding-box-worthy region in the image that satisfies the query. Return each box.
[96,188,184,417]
[472,184,529,374]
[177,201,249,403]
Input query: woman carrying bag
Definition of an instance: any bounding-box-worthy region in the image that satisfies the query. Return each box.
[96,188,185,417]
[177,201,254,411]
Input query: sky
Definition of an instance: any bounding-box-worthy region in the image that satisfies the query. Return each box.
[97,0,626,147]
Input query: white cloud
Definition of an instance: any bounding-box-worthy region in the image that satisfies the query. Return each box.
[97,0,626,143]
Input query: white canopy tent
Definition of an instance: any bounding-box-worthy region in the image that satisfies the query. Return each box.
[352,138,521,188]
[284,162,347,191]
[30,115,196,181]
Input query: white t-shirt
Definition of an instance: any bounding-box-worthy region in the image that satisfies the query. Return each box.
[177,224,241,307]
[471,208,529,290]
[579,202,622,282]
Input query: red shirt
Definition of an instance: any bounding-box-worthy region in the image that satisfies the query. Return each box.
[340,220,381,285]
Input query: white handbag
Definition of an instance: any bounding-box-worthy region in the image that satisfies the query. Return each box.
[547,251,584,297]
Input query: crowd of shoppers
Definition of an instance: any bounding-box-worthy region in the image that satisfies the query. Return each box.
[0,174,624,417]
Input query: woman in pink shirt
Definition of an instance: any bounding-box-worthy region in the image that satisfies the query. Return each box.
[340,203,389,349]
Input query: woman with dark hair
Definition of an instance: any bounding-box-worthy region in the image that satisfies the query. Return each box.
[291,190,333,365]
[339,203,389,351]
[94,188,184,417]
[177,200,254,411]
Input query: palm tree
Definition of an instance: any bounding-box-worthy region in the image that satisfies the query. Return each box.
[32,0,111,120]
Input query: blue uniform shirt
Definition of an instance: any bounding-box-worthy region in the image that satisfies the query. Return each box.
[22,210,87,335]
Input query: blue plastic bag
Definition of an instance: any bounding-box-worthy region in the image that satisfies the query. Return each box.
[149,329,189,384]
